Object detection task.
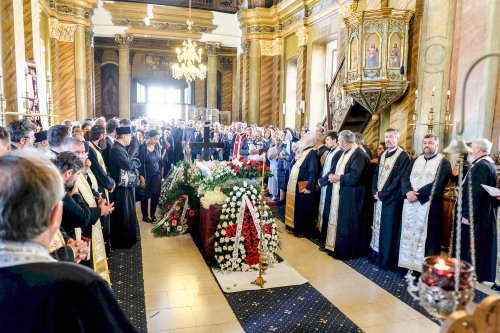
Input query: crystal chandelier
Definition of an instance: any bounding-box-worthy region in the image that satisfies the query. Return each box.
[171,0,206,86]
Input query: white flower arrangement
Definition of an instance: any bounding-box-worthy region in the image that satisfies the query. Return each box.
[213,183,279,272]
[200,187,228,209]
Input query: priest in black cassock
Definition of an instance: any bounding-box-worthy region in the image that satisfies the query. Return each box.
[323,130,369,259]
[370,128,411,270]
[452,138,498,283]
[398,134,451,271]
[0,151,137,332]
[109,126,141,248]
[285,132,319,237]
[317,132,341,249]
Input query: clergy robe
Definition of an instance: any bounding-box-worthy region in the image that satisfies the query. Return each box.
[398,154,451,271]
[0,261,137,332]
[102,136,114,170]
[317,147,342,243]
[286,147,319,237]
[88,141,115,253]
[325,146,369,259]
[231,132,250,158]
[109,141,141,248]
[454,156,498,282]
[62,192,100,238]
[370,146,411,270]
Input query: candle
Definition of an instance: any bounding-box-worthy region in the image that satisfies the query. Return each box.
[434,258,450,273]
[261,152,266,189]
[446,90,450,112]
[282,103,286,115]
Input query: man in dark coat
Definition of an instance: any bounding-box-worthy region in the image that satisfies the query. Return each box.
[103,119,118,169]
[109,127,141,248]
[453,138,498,283]
[285,132,319,238]
[0,151,137,332]
[323,130,369,259]
[370,128,411,270]
[398,134,451,271]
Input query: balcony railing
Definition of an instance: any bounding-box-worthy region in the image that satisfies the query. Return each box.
[120,0,238,14]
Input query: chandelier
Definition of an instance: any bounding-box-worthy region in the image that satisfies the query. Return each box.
[171,0,206,86]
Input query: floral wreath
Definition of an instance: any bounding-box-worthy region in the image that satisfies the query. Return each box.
[214,183,278,271]
[152,195,195,237]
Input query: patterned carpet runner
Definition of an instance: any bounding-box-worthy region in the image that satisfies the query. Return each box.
[108,227,148,333]
[225,283,363,333]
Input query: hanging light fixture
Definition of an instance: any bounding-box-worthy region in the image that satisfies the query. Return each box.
[171,0,206,86]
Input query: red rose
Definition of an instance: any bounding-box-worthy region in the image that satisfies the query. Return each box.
[245,165,251,171]
[251,160,257,166]
[167,204,172,209]
[241,159,247,164]
[188,210,195,217]
[265,165,270,172]
[256,166,262,173]
[234,167,240,173]
[228,162,233,166]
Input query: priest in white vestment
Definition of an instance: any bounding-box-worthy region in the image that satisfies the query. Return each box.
[398,134,451,271]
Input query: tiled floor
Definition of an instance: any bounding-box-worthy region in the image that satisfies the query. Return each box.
[140,220,495,333]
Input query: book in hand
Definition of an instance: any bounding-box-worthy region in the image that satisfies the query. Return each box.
[481,184,500,197]
[298,181,309,193]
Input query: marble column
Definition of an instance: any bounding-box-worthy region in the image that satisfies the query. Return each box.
[115,35,132,119]
[206,41,220,110]
[85,29,94,118]
[248,39,261,125]
[296,27,308,130]
[240,42,249,122]
[232,54,239,122]
[1,0,26,115]
[74,25,87,121]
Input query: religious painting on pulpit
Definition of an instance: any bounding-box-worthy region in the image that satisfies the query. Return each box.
[101,64,119,118]
[349,36,359,72]
[364,33,380,69]
[388,33,402,68]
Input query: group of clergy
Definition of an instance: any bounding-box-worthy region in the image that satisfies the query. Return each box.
[287,128,499,288]
[0,117,145,266]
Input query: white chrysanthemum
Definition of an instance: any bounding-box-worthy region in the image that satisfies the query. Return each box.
[221,230,226,235]
[225,255,230,259]
[243,181,248,187]
[222,222,228,228]
[228,246,233,251]
[231,237,236,242]
[223,246,227,250]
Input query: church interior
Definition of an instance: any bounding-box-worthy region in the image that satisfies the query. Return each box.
[0,0,499,332]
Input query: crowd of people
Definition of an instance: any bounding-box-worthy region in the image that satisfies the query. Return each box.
[0,115,498,330]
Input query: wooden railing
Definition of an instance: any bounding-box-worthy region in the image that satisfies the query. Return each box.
[323,54,346,130]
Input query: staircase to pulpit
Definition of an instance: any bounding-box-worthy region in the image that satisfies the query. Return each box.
[323,55,372,134]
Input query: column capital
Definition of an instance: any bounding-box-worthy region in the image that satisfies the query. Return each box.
[205,41,221,56]
[296,26,309,47]
[85,29,94,48]
[259,38,282,56]
[241,41,249,56]
[49,18,77,42]
[115,34,133,49]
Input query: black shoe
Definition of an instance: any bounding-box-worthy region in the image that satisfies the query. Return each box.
[295,234,305,238]
[143,217,151,223]
[319,245,327,252]
[492,283,500,291]
[151,217,157,223]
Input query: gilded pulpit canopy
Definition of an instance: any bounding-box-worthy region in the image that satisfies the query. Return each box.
[343,8,413,115]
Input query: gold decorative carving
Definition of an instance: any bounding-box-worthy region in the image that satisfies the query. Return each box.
[219,57,233,70]
[205,41,221,56]
[296,27,308,47]
[49,18,77,42]
[115,35,133,49]
[259,39,282,57]
[241,41,249,56]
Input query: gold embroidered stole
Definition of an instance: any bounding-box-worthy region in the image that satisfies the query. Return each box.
[325,145,358,251]
[317,147,340,230]
[398,154,444,271]
[285,149,312,228]
[89,143,109,200]
[92,220,111,285]
[371,146,404,252]
[48,229,66,253]
[77,173,98,209]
